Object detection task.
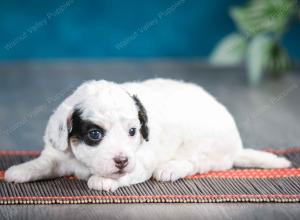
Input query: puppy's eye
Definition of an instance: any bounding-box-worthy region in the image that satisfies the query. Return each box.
[88,129,103,141]
[129,128,136,136]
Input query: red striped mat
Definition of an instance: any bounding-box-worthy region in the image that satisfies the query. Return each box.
[0,147,299,204]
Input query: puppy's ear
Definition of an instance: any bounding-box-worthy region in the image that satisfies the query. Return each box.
[132,95,149,141]
[44,81,96,151]
[44,103,73,151]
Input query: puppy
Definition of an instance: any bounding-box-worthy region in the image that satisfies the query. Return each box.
[5,79,290,191]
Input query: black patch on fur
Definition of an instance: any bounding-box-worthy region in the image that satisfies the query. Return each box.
[69,108,105,146]
[132,95,149,141]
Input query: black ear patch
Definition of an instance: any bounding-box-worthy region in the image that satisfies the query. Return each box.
[132,95,149,141]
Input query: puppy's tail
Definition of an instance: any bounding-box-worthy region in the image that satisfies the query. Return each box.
[233,149,291,168]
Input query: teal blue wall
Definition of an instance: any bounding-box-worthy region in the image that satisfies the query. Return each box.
[0,0,299,60]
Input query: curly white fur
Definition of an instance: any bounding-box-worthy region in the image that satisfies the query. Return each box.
[5,79,291,191]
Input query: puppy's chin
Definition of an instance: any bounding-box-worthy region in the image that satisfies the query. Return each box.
[103,167,134,180]
[108,171,127,179]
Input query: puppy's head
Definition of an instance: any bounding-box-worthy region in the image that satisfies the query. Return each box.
[45,80,149,179]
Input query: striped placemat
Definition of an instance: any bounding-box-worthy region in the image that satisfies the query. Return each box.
[0,147,299,204]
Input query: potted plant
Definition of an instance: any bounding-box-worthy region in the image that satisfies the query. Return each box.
[210,0,299,85]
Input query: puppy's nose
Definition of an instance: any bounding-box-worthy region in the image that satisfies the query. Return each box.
[113,156,128,169]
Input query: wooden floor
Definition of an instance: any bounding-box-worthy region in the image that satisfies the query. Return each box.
[0,60,299,219]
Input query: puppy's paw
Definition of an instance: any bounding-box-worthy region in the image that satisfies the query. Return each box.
[5,165,35,183]
[153,160,193,182]
[153,166,182,182]
[87,175,119,192]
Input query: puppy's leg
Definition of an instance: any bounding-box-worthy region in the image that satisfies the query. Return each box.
[87,175,119,192]
[153,155,235,182]
[153,137,239,182]
[5,150,61,183]
[153,143,213,182]
[153,160,196,182]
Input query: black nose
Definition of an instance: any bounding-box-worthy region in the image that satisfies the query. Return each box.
[113,156,128,169]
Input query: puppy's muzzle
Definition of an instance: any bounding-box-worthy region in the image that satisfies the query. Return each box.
[113,156,129,170]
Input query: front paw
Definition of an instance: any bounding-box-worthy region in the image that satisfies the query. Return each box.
[153,160,193,182]
[87,175,119,192]
[5,165,34,183]
[153,165,183,182]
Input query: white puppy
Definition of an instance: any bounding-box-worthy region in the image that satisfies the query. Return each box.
[5,79,290,191]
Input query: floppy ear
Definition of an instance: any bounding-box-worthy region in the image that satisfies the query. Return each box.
[44,103,73,151]
[132,95,149,141]
[44,80,96,151]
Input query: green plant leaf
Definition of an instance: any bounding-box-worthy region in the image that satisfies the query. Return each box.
[246,34,273,85]
[267,43,291,78]
[230,0,296,37]
[209,33,247,66]
[230,7,256,36]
